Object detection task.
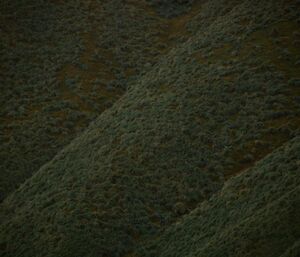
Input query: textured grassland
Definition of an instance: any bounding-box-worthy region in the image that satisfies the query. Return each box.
[0,0,190,201]
[140,137,300,257]
[0,0,299,256]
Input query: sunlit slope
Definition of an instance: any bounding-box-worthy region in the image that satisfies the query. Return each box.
[0,0,299,256]
[141,137,300,257]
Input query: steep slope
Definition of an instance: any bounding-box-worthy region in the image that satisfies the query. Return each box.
[0,0,195,201]
[141,136,300,257]
[0,0,299,256]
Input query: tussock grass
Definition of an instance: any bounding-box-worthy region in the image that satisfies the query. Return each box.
[0,0,299,256]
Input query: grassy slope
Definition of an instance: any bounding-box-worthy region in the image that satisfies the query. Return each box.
[141,136,300,257]
[0,0,191,201]
[0,0,299,256]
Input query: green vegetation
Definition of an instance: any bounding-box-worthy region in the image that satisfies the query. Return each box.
[0,0,299,256]
[0,0,186,201]
[141,137,300,257]
[147,0,197,17]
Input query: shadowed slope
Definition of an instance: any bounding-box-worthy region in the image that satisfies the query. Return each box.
[141,137,300,257]
[0,0,299,256]
[0,0,198,201]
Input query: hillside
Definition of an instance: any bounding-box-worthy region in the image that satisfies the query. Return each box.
[0,0,300,256]
[0,0,194,201]
[141,136,300,257]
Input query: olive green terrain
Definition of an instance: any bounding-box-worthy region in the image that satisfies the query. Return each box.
[0,0,299,256]
[141,137,300,257]
[0,0,192,201]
